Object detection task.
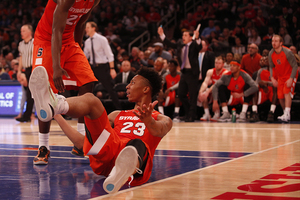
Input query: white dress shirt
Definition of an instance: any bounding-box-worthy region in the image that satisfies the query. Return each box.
[84,32,114,64]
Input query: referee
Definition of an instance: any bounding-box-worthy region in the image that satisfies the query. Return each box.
[84,21,121,110]
[16,24,34,122]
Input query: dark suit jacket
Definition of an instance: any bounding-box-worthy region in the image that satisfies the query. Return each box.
[200,51,215,80]
[114,71,135,84]
[162,38,203,76]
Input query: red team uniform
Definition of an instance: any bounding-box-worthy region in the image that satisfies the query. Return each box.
[163,72,180,107]
[211,68,227,85]
[257,68,274,105]
[269,47,298,99]
[33,0,97,93]
[83,110,161,186]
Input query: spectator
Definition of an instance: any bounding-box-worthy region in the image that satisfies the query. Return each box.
[232,37,246,56]
[192,5,205,24]
[232,25,247,45]
[249,56,277,122]
[153,57,167,76]
[269,35,298,122]
[248,28,261,46]
[212,61,258,122]
[209,34,230,57]
[145,6,161,38]
[198,56,228,121]
[148,42,172,67]
[241,43,262,78]
[129,47,143,72]
[157,59,181,122]
[262,26,275,45]
[201,19,216,39]
[180,12,197,31]
[158,27,202,122]
[224,52,234,70]
[114,60,135,99]
[252,9,267,29]
[279,27,293,47]
[0,63,10,80]
[244,3,256,20]
[10,59,19,80]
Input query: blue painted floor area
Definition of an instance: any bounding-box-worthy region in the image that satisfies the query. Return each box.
[0,144,251,200]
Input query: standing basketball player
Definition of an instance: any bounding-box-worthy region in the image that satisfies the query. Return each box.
[32,0,100,165]
[269,35,298,122]
[29,66,172,193]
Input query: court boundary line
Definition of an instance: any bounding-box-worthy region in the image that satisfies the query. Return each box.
[172,125,300,131]
[91,139,300,199]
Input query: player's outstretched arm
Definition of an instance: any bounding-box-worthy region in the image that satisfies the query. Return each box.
[133,101,172,138]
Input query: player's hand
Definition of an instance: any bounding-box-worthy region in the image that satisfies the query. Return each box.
[157,26,164,36]
[285,77,293,88]
[232,92,243,98]
[53,67,69,93]
[271,77,278,88]
[212,100,219,112]
[133,100,158,122]
[164,89,171,97]
[199,91,209,102]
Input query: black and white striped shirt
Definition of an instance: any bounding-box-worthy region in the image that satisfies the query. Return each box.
[18,38,34,68]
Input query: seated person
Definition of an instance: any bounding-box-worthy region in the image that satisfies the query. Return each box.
[114,60,136,98]
[157,59,181,122]
[249,56,277,122]
[212,61,258,122]
[223,52,234,71]
[153,57,167,76]
[198,56,228,121]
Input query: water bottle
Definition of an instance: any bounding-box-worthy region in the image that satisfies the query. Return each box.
[231,108,236,123]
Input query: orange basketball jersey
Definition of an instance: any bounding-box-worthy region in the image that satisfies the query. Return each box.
[34,0,94,45]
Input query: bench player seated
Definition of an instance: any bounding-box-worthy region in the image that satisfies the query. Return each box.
[212,61,258,122]
[249,56,278,122]
[157,59,181,122]
[198,56,228,121]
[29,66,172,194]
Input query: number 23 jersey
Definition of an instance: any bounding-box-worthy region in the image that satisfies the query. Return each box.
[113,110,162,157]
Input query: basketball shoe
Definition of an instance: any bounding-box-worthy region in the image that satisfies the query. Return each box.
[210,112,220,122]
[237,112,247,122]
[200,114,210,121]
[218,112,231,122]
[278,113,290,122]
[33,146,50,165]
[71,146,85,157]
[103,146,138,194]
[29,66,68,122]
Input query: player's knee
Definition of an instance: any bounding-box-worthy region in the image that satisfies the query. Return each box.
[126,139,147,169]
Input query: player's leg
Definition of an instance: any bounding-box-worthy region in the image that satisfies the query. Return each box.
[173,90,181,122]
[218,85,231,122]
[200,98,210,121]
[103,139,145,194]
[267,87,277,122]
[157,90,165,114]
[250,90,259,122]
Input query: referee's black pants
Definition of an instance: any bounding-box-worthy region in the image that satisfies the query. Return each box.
[22,67,34,119]
[92,63,121,110]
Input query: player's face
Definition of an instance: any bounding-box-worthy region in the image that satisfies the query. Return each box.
[168,63,177,73]
[230,64,240,74]
[215,59,224,70]
[272,36,282,49]
[126,75,148,102]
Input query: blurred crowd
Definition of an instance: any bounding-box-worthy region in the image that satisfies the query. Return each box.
[0,0,300,122]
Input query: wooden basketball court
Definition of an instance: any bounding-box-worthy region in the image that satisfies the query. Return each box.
[0,118,299,199]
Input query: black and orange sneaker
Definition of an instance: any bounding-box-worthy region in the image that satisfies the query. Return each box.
[33,146,50,165]
[71,146,85,157]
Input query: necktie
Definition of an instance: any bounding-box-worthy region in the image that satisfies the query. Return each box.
[181,45,188,70]
[123,72,127,83]
[91,37,96,68]
[198,52,203,80]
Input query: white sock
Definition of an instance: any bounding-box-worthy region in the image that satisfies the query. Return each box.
[77,123,85,136]
[174,107,180,114]
[285,107,291,116]
[56,95,70,114]
[252,105,258,112]
[39,133,50,150]
[222,106,228,113]
[158,106,164,114]
[204,108,210,116]
[242,104,248,113]
[270,104,276,113]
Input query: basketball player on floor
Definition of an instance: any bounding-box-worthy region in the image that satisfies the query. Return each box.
[32,0,100,164]
[29,66,172,193]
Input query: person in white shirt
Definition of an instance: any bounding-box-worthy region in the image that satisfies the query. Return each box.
[84,21,121,110]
